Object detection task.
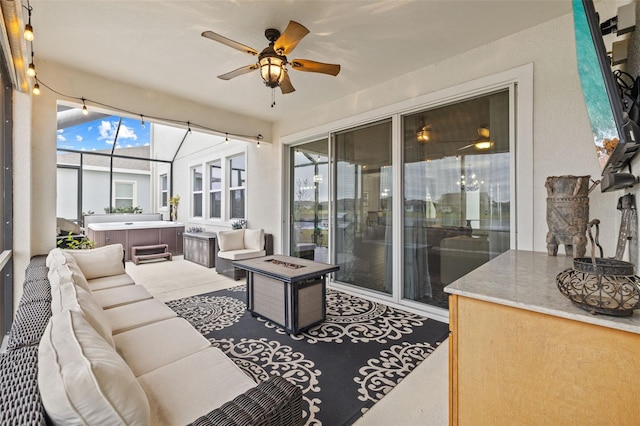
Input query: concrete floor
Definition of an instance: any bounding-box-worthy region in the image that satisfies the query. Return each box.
[126,255,449,426]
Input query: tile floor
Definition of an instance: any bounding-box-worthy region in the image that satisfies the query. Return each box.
[126,255,449,426]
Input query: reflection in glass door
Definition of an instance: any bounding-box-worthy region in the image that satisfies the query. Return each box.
[290,139,329,262]
[333,119,392,294]
[402,90,511,309]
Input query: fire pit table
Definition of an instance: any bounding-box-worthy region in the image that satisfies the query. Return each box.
[233,255,339,334]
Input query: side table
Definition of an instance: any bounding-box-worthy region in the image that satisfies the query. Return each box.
[183,232,217,268]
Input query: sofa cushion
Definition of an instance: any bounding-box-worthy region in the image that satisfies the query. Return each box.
[217,249,266,261]
[65,244,126,280]
[45,248,77,269]
[137,347,256,426]
[113,317,211,376]
[88,273,135,291]
[51,283,115,348]
[49,262,92,294]
[217,229,245,251]
[104,299,177,334]
[92,285,153,309]
[244,228,265,251]
[38,310,150,426]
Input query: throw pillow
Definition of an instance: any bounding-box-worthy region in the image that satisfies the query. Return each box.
[217,229,245,251]
[243,228,265,251]
[65,244,126,280]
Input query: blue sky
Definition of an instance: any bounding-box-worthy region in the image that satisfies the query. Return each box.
[57,116,150,152]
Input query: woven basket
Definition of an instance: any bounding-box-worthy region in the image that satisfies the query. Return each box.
[556,219,640,316]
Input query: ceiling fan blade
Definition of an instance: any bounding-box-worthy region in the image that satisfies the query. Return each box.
[279,71,295,94]
[457,143,475,151]
[217,64,259,80]
[201,31,259,56]
[274,21,310,55]
[290,59,341,76]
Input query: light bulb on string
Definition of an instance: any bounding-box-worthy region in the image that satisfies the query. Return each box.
[225,133,229,144]
[140,115,145,128]
[23,5,34,41]
[32,82,40,95]
[27,51,36,77]
[81,98,88,115]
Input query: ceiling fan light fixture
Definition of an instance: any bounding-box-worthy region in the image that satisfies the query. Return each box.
[416,126,431,143]
[259,53,285,88]
[473,126,493,150]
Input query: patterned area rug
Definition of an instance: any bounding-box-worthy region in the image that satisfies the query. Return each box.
[167,286,449,426]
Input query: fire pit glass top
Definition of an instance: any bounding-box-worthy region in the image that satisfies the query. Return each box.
[265,258,306,269]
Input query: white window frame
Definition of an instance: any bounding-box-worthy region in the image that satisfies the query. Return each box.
[191,165,203,218]
[208,160,223,220]
[228,154,246,220]
[112,180,137,210]
[159,173,168,209]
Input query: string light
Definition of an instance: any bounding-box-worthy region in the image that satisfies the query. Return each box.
[23,4,34,41]
[23,4,264,146]
[257,134,263,148]
[33,77,264,144]
[27,51,36,77]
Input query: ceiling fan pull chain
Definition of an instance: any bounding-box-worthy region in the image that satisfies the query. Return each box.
[271,87,276,108]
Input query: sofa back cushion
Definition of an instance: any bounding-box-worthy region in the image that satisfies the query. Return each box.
[65,244,126,280]
[244,229,265,251]
[38,310,150,426]
[49,263,91,294]
[51,282,114,348]
[217,229,245,252]
[46,248,77,269]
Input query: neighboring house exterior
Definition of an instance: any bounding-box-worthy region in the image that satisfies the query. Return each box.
[56,146,151,223]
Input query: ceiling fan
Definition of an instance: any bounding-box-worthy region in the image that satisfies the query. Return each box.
[201,21,341,100]
[456,126,494,151]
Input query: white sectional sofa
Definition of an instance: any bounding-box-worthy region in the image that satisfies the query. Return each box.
[0,244,302,425]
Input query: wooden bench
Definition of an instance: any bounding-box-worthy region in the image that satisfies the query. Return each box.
[130,244,172,265]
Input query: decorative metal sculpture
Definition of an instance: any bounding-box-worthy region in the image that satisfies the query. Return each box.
[545,175,597,258]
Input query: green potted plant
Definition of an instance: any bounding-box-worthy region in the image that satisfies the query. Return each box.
[56,231,95,250]
[169,195,180,222]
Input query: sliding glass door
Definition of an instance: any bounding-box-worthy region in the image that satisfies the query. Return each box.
[402,90,511,309]
[333,119,392,294]
[286,87,514,313]
[290,139,329,262]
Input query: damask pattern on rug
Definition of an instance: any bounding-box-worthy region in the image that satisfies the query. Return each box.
[169,286,449,425]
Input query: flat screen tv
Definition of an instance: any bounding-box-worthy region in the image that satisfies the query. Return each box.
[573,0,640,191]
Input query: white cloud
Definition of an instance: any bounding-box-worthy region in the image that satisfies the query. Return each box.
[98,120,138,145]
[76,135,83,142]
[57,134,66,142]
[57,129,64,134]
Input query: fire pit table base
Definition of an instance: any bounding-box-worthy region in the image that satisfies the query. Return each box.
[234,255,340,335]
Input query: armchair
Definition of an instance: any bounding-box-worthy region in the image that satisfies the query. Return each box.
[215,229,274,280]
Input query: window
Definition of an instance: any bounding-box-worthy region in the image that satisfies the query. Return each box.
[160,174,168,208]
[209,161,222,219]
[229,155,245,219]
[192,165,203,217]
[113,181,135,209]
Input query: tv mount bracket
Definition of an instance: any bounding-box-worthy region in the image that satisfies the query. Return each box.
[614,193,638,263]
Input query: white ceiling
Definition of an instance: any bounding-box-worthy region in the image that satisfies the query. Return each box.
[29,0,572,123]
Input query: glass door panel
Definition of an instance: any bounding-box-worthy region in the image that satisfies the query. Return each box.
[402,90,511,309]
[333,119,392,294]
[290,139,329,262]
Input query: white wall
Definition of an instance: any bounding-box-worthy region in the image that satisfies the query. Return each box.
[273,13,624,256]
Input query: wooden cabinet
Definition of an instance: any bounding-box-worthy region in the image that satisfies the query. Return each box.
[446,251,640,425]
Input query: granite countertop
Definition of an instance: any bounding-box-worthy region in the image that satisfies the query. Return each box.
[444,250,640,335]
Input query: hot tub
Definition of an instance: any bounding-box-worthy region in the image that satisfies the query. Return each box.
[87,221,185,262]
